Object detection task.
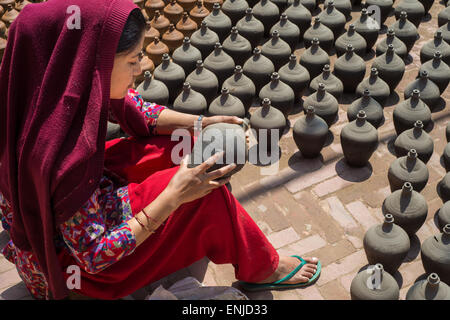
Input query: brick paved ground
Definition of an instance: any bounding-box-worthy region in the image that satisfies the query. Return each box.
[0,0,449,300]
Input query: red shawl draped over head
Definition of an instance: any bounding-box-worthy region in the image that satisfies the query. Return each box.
[0,0,142,299]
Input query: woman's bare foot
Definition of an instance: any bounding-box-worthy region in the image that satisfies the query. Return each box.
[255,256,319,285]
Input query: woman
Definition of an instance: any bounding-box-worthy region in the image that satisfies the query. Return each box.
[0,0,320,300]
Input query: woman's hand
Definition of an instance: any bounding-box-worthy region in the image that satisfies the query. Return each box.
[164,151,236,209]
[203,115,250,144]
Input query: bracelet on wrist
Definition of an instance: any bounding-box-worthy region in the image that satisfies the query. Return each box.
[135,213,154,234]
[142,208,161,227]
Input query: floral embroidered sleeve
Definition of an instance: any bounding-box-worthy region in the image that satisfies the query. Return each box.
[127,88,166,135]
[58,177,137,274]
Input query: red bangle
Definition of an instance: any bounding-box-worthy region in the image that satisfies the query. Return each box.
[142,208,160,226]
[135,214,154,234]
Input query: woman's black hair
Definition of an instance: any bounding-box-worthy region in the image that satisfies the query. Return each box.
[116,8,146,54]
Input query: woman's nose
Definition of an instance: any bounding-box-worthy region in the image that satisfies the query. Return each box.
[134,63,142,77]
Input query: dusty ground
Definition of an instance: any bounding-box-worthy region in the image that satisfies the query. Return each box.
[0,0,449,300]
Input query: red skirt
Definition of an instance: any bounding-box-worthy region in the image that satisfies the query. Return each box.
[58,134,279,299]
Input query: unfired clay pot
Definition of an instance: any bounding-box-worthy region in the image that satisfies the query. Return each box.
[136,71,170,105]
[310,64,343,100]
[438,172,450,203]
[278,54,311,102]
[173,82,208,115]
[190,21,220,60]
[259,72,295,118]
[186,60,219,105]
[404,70,441,112]
[387,149,429,192]
[299,38,330,80]
[204,43,235,89]
[222,27,252,67]
[208,87,246,118]
[172,37,202,76]
[335,24,367,57]
[372,44,405,92]
[303,83,338,127]
[356,68,390,106]
[223,65,256,114]
[393,90,432,135]
[420,31,450,66]
[394,0,425,28]
[394,120,433,163]
[437,201,450,230]
[390,11,419,54]
[153,53,186,104]
[419,51,450,94]
[347,89,384,128]
[303,17,334,53]
[243,47,275,94]
[203,3,232,42]
[252,0,280,37]
[236,8,265,48]
[333,44,366,93]
[261,30,292,71]
[406,273,450,299]
[350,264,400,300]
[376,29,408,60]
[420,225,450,285]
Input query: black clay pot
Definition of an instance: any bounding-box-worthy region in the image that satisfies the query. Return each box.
[438,172,450,203]
[419,52,450,95]
[404,70,441,112]
[153,54,186,104]
[324,0,352,20]
[243,47,275,94]
[208,87,246,117]
[438,18,450,44]
[259,72,295,117]
[203,3,232,42]
[303,83,339,127]
[136,71,170,105]
[303,17,335,53]
[284,0,312,40]
[318,0,346,39]
[363,214,410,275]
[223,66,256,114]
[390,11,419,54]
[382,182,428,236]
[372,44,405,92]
[420,225,450,286]
[393,90,432,135]
[270,13,300,51]
[354,8,380,52]
[376,29,408,60]
[173,82,208,115]
[387,149,429,192]
[172,37,202,76]
[366,0,394,25]
[221,0,249,26]
[335,24,367,57]
[350,264,400,300]
[334,44,366,93]
[261,30,292,71]
[394,0,425,28]
[222,27,252,67]
[394,120,433,163]
[310,64,343,100]
[356,68,390,106]
[106,121,123,141]
[236,8,265,49]
[253,0,280,37]
[341,110,379,167]
[278,54,311,102]
[347,89,384,129]
[406,273,450,299]
[447,122,450,142]
[438,5,450,27]
[293,106,329,158]
[437,201,450,230]
[186,60,219,105]
[204,43,235,90]
[444,143,450,172]
[190,21,220,59]
[420,31,450,66]
[299,38,331,80]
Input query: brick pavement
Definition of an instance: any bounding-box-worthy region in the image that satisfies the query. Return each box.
[0,0,449,300]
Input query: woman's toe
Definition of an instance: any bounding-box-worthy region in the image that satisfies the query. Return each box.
[303,257,319,265]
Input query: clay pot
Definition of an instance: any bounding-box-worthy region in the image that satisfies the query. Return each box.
[222,27,252,67]
[353,8,380,52]
[334,44,366,93]
[203,0,224,11]
[145,0,165,20]
[204,43,235,90]
[153,53,186,104]
[388,149,429,192]
[366,0,394,25]
[278,54,310,102]
[363,214,410,275]
[419,0,434,14]
[393,90,432,135]
[271,0,288,11]
[176,12,197,38]
[221,0,249,26]
[304,83,338,127]
[303,17,335,53]
[394,0,425,28]
[404,70,441,112]
[136,71,170,105]
[438,173,450,202]
[420,31,450,66]
[236,8,265,49]
[394,121,433,163]
[382,182,428,236]
[341,110,379,167]
[261,30,292,71]
[253,0,280,37]
[284,0,312,40]
[318,0,346,39]
[173,82,208,115]
[146,37,170,66]
[162,24,184,52]
[335,24,367,57]
[299,38,330,80]
[186,60,219,105]
[106,121,122,141]
[444,143,450,173]
[243,47,275,94]
[310,64,343,100]
[134,0,145,9]
[1,4,18,27]
[14,0,30,11]
[356,68,390,106]
[288,0,316,12]
[419,52,450,94]
[177,0,197,12]
[190,21,220,60]
[350,264,400,300]
[376,29,408,60]
[136,54,156,84]
[390,11,418,53]
[259,72,295,117]
[203,3,232,43]
[439,18,450,44]
[250,98,287,152]
[223,66,256,114]
[144,22,161,50]
[437,201,450,230]
[141,8,150,21]
[270,13,300,51]
[406,273,450,299]
[188,119,249,178]
[163,0,184,24]
[0,20,5,37]
[172,37,202,75]
[208,87,246,117]
[420,225,450,285]
[150,10,171,35]
[189,1,210,26]
[324,0,352,20]
[372,44,405,91]
[439,5,450,27]
[447,122,450,142]
[347,89,384,128]
[293,106,329,158]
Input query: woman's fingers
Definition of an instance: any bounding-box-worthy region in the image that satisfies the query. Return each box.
[208,176,231,188]
[194,151,225,174]
[205,163,236,181]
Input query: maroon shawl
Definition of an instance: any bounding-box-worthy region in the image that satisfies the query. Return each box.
[0,0,147,299]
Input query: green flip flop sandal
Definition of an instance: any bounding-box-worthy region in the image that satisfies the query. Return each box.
[239,255,322,292]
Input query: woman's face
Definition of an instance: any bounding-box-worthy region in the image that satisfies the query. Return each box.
[110,33,145,99]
